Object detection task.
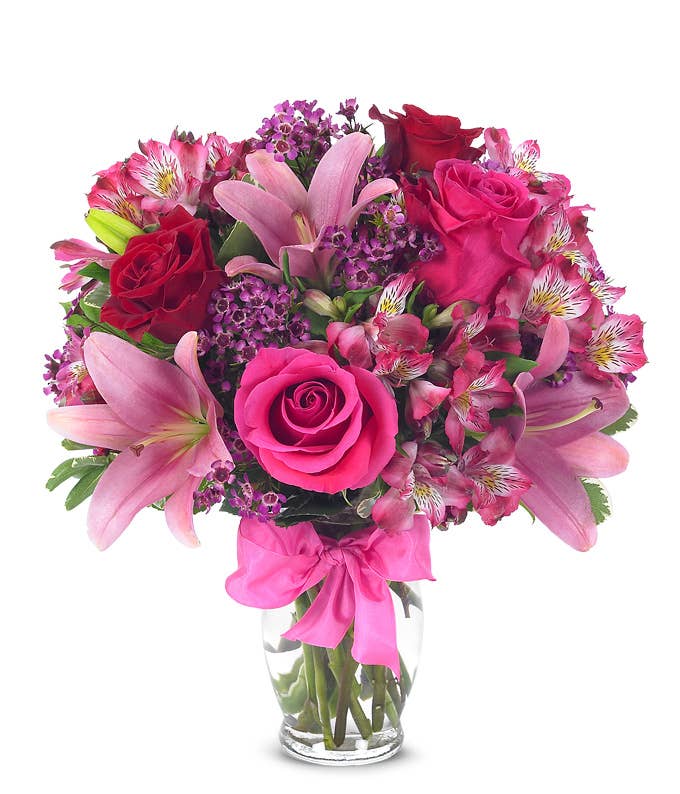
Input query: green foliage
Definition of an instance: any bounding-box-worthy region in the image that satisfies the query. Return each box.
[78,283,111,324]
[61,439,92,452]
[405,280,425,314]
[216,221,268,267]
[77,262,110,283]
[486,351,539,378]
[273,491,372,529]
[64,468,105,510]
[46,454,114,510]
[582,479,612,525]
[601,405,638,436]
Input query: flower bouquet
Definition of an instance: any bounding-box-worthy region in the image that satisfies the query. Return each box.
[45,99,646,765]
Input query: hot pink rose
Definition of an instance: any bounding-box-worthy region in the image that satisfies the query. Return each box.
[405,159,539,306]
[234,347,398,494]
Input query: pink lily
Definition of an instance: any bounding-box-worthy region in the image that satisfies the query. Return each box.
[47,331,232,550]
[213,132,397,284]
[506,316,631,551]
[51,238,119,292]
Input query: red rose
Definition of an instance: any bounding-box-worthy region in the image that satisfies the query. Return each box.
[101,206,224,343]
[405,159,539,306]
[368,104,483,173]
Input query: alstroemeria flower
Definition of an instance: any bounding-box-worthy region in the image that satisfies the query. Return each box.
[506,316,631,550]
[372,442,468,532]
[47,331,232,550]
[126,135,209,215]
[328,273,430,370]
[213,132,397,284]
[576,313,647,380]
[445,350,515,453]
[448,427,532,525]
[87,161,148,226]
[51,238,119,292]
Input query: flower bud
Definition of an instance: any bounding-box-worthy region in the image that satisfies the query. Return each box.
[85,209,143,255]
[303,290,341,319]
[428,300,477,329]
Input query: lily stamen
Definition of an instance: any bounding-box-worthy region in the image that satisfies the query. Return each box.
[526,398,603,433]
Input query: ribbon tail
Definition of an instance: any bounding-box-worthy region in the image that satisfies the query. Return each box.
[346,556,401,678]
[283,566,354,650]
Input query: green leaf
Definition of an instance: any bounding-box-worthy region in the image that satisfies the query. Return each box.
[77,262,110,283]
[65,467,105,510]
[46,455,110,491]
[343,286,382,306]
[405,280,425,314]
[343,302,365,322]
[582,479,611,525]
[139,333,176,360]
[216,221,268,267]
[306,309,331,337]
[281,250,292,288]
[485,352,539,378]
[65,314,91,328]
[601,405,638,436]
[85,209,143,254]
[79,283,111,324]
[62,439,92,451]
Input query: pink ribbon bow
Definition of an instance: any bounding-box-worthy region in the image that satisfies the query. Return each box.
[226,515,434,677]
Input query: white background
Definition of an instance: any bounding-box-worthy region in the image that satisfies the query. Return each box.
[2,2,678,792]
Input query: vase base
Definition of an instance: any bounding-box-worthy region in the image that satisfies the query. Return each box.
[279,722,403,766]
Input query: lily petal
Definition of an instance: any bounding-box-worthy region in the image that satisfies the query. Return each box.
[345,177,398,228]
[213,179,299,265]
[517,436,597,551]
[225,255,284,283]
[245,150,307,212]
[87,440,194,550]
[524,373,630,446]
[84,333,202,432]
[46,404,140,450]
[558,432,629,478]
[532,315,570,379]
[173,331,223,418]
[164,475,202,547]
[307,132,373,231]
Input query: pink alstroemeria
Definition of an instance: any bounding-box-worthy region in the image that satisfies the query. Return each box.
[445,350,515,453]
[87,161,148,226]
[53,329,100,406]
[440,303,521,369]
[213,132,397,284]
[495,260,592,326]
[51,238,119,292]
[328,273,429,369]
[576,312,647,380]
[47,331,232,550]
[449,427,532,525]
[372,442,468,532]
[126,134,209,215]
[507,316,631,550]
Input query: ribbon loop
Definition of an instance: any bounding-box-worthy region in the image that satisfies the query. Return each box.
[226,515,434,677]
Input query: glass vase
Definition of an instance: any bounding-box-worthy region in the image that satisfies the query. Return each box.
[262,582,423,766]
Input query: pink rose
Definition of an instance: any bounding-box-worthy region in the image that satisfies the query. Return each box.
[234,347,398,494]
[405,159,539,306]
